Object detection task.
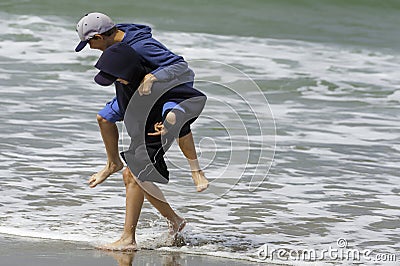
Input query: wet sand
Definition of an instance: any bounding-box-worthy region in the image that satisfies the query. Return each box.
[0,235,264,266]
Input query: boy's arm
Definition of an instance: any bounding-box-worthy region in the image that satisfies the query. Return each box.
[135,38,196,95]
[151,61,193,82]
[136,39,194,78]
[139,61,195,95]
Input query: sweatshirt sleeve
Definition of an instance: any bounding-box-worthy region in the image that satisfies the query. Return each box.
[151,61,193,81]
[134,40,194,82]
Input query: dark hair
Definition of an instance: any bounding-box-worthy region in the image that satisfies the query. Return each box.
[101,26,117,37]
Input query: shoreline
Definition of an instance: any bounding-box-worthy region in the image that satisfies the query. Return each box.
[0,234,265,266]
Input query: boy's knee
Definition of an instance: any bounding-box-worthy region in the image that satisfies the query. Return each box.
[122,168,137,186]
[97,114,116,126]
[165,112,176,125]
[96,114,108,124]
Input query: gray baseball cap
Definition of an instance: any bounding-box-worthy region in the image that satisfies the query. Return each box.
[75,12,115,52]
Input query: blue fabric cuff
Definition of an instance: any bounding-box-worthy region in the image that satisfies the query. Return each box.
[162,101,185,116]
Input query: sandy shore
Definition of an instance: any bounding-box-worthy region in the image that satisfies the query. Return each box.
[0,235,263,266]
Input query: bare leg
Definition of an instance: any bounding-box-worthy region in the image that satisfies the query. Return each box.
[98,168,143,251]
[177,132,209,192]
[89,114,124,187]
[99,168,185,251]
[141,181,186,234]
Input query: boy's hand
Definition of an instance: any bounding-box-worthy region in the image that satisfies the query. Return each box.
[148,122,168,136]
[138,73,157,96]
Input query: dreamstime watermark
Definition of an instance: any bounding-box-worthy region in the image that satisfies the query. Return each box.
[257,238,398,263]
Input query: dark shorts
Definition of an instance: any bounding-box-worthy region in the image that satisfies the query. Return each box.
[120,82,207,184]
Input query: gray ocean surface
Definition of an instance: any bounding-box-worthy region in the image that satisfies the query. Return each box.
[0,0,399,264]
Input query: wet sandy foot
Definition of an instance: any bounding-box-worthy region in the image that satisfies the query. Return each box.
[97,238,138,252]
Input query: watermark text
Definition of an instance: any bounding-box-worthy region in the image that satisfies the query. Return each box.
[257,238,397,262]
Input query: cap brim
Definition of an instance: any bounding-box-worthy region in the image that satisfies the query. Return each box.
[94,71,117,86]
[75,40,89,52]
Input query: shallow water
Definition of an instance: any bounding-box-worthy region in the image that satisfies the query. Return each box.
[0,3,400,264]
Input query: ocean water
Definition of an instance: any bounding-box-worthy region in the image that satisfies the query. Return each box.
[0,1,399,265]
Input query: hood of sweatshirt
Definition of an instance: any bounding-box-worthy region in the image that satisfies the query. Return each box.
[116,23,185,77]
[117,23,153,45]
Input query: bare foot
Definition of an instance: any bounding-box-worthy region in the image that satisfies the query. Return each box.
[97,237,137,252]
[168,216,187,247]
[168,216,187,235]
[89,161,123,188]
[191,170,209,192]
